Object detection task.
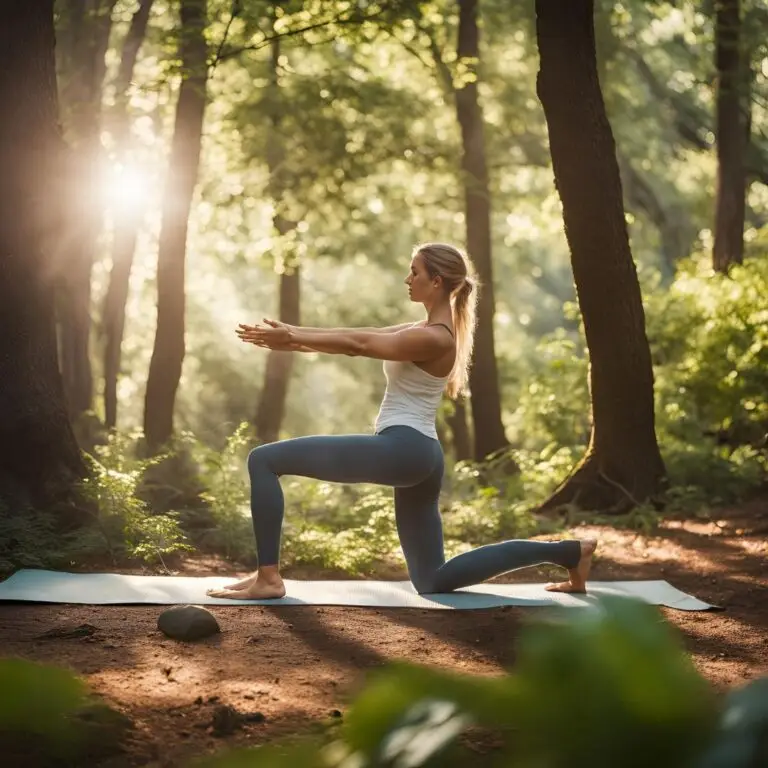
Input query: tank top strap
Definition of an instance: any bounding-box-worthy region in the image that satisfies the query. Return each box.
[426,322,454,337]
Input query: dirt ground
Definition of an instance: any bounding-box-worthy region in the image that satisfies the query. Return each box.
[1,497,767,767]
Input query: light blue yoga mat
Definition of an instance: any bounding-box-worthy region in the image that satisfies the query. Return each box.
[0,569,715,611]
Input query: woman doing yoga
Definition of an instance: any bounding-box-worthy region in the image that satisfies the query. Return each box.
[207,242,596,600]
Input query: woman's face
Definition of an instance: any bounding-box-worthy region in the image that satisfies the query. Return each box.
[405,253,440,303]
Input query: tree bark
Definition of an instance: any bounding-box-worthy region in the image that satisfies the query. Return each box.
[143,0,208,453]
[0,2,86,512]
[445,397,473,462]
[713,0,748,273]
[102,0,155,430]
[255,29,300,445]
[455,0,510,463]
[55,0,117,421]
[535,0,666,513]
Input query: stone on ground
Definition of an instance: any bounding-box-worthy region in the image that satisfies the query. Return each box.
[157,605,220,641]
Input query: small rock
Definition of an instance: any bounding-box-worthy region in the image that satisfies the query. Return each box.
[211,705,243,737]
[331,710,342,719]
[157,606,220,641]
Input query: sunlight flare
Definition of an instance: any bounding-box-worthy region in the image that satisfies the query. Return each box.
[101,162,151,213]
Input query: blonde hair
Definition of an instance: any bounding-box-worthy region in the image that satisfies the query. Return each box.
[415,242,479,399]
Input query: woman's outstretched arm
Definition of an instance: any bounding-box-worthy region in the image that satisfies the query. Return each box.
[241,324,452,362]
[262,319,418,335]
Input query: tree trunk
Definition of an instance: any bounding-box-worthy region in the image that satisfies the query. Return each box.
[255,29,300,445]
[0,2,86,512]
[143,0,207,453]
[713,0,747,273]
[255,263,300,444]
[446,397,473,462]
[455,0,510,463]
[535,0,666,513]
[102,0,155,430]
[55,0,117,420]
[103,217,140,430]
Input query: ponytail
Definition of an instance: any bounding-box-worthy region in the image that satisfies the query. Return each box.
[447,275,478,399]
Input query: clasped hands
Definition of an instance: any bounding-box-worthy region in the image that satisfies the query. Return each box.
[236,319,296,350]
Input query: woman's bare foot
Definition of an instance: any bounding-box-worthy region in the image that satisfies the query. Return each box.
[545,539,598,594]
[207,575,286,601]
[207,569,285,600]
[220,572,258,590]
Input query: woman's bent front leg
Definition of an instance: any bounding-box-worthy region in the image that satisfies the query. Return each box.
[208,428,440,600]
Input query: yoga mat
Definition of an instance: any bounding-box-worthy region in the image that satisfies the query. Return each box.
[0,569,715,611]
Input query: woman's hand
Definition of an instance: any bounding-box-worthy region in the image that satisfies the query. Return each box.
[237,321,292,349]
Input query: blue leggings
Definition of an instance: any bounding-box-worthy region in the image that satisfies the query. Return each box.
[247,425,580,594]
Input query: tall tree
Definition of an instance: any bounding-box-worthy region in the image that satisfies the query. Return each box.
[0,2,85,512]
[101,0,156,430]
[55,0,117,420]
[415,1,510,462]
[712,0,748,273]
[144,0,208,453]
[454,0,509,462]
[254,25,301,445]
[535,0,666,513]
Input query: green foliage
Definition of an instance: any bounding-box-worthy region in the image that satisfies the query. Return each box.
[77,433,193,566]
[0,658,88,742]
[194,423,255,561]
[0,659,131,764]
[281,485,402,574]
[648,251,768,503]
[510,330,590,452]
[509,250,768,509]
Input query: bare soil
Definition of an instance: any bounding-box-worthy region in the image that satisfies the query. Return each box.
[1,498,766,767]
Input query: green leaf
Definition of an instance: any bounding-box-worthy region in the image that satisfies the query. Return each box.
[0,658,89,740]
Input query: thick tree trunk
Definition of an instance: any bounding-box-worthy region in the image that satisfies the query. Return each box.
[0,2,86,512]
[713,0,747,273]
[254,29,300,445]
[143,0,208,453]
[455,0,510,463]
[55,0,117,420]
[102,0,155,430]
[535,0,666,513]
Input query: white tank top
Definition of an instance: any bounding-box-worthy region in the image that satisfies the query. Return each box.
[374,359,448,440]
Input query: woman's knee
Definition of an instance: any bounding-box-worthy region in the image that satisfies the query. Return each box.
[247,444,274,475]
[412,574,438,595]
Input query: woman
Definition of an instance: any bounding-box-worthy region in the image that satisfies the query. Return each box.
[207,242,596,600]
